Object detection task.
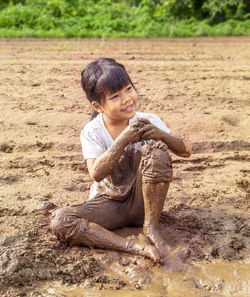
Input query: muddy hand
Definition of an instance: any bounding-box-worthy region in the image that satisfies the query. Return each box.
[122,118,151,144]
[140,124,163,142]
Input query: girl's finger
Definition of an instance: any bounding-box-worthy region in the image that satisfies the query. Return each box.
[132,118,150,128]
[137,118,150,125]
[139,125,152,135]
[141,129,154,140]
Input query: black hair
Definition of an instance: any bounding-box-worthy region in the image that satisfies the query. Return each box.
[81,58,134,120]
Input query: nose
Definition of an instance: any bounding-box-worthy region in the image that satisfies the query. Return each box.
[121,93,131,106]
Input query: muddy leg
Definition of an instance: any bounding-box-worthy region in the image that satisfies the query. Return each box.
[51,208,161,263]
[142,182,171,254]
[140,141,173,257]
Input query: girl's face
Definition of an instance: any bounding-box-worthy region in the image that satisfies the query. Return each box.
[96,84,138,123]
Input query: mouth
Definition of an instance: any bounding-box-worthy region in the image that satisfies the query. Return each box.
[121,104,134,113]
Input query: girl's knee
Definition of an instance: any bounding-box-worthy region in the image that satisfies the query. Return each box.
[140,141,173,183]
[50,207,72,242]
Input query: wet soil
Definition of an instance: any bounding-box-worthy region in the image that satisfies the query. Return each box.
[0,37,249,296]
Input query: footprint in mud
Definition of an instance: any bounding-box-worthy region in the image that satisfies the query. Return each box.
[36,141,54,152]
[0,143,14,153]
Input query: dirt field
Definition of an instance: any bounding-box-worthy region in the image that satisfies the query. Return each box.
[0,37,249,297]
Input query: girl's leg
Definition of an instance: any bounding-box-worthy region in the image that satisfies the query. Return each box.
[50,197,161,263]
[140,141,173,254]
[142,182,171,254]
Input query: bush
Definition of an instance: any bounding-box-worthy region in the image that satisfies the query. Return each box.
[0,0,249,37]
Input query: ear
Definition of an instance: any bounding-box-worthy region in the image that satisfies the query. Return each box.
[91,101,104,113]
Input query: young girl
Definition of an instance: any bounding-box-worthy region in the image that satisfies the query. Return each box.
[51,58,191,263]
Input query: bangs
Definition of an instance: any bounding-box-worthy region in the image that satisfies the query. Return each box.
[95,65,131,100]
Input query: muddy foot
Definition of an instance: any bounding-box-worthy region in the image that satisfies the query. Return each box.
[143,230,188,270]
[143,227,171,259]
[141,244,162,264]
[127,235,162,263]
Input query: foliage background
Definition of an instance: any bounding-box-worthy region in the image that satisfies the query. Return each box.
[0,0,249,37]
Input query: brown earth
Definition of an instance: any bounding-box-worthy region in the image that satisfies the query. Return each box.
[0,37,249,297]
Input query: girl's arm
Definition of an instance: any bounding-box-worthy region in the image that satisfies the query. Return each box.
[158,132,191,157]
[87,118,149,182]
[87,134,128,182]
[141,124,191,157]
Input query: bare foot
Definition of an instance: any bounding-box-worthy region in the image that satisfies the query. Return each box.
[126,235,162,263]
[143,227,171,257]
[135,242,162,263]
[141,244,162,263]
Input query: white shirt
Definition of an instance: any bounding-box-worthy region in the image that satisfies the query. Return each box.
[80,112,170,200]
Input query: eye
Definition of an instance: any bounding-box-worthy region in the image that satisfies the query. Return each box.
[110,94,118,100]
[126,85,132,92]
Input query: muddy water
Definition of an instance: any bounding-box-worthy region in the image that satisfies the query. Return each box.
[39,260,250,297]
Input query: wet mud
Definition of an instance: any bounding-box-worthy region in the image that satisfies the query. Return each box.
[0,37,249,296]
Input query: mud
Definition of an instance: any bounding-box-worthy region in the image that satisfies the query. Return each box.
[0,37,249,296]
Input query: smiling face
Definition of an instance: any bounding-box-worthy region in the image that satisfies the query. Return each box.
[92,84,138,124]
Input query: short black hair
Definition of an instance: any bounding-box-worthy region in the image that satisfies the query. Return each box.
[81,58,134,119]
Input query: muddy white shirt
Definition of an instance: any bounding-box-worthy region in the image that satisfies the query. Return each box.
[80,112,170,200]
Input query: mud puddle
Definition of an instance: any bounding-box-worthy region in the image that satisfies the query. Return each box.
[1,206,248,297]
[38,260,250,297]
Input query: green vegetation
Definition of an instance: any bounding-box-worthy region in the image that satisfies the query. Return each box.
[0,0,249,37]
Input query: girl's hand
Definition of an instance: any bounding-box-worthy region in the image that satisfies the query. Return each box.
[140,124,163,142]
[141,123,192,158]
[122,118,151,144]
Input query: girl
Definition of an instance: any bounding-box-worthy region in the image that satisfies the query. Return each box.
[51,58,191,263]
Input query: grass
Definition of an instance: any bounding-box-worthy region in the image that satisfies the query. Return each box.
[0,19,249,38]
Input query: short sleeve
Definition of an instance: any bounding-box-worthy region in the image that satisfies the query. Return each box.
[80,128,106,159]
